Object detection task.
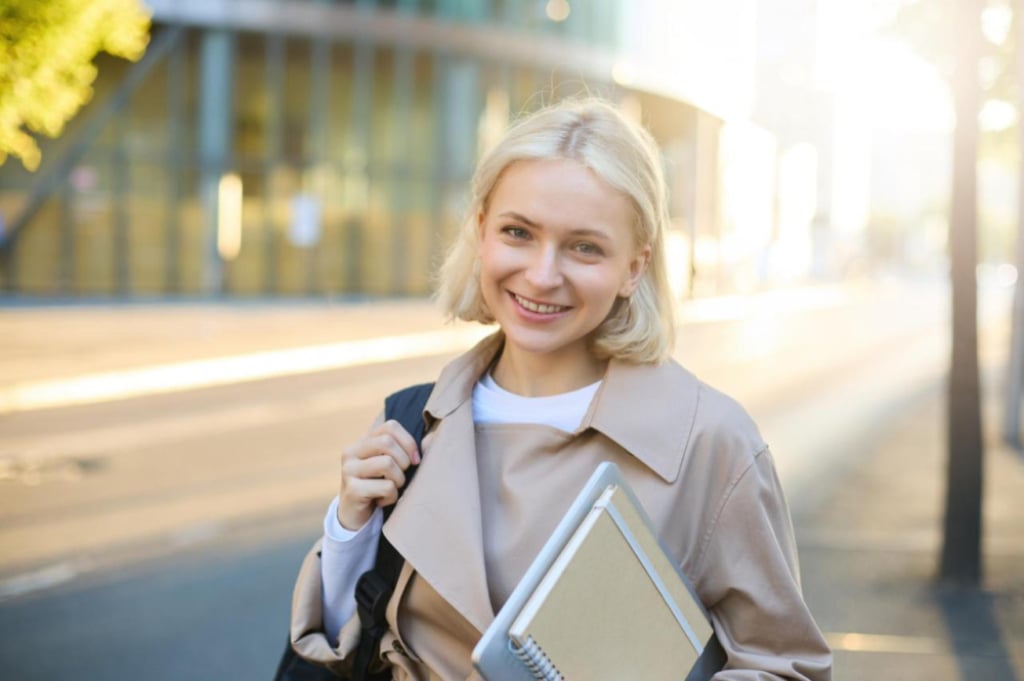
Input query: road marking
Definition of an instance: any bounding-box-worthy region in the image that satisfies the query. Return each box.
[0,325,492,414]
[0,374,409,465]
[0,562,78,601]
[825,631,948,655]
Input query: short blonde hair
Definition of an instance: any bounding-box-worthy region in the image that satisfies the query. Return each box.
[436,98,675,364]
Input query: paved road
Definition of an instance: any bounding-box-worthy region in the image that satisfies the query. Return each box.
[0,277,1011,680]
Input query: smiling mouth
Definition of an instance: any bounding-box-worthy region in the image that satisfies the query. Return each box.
[512,293,570,314]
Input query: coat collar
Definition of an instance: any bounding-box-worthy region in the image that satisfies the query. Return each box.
[580,355,700,483]
[424,330,701,483]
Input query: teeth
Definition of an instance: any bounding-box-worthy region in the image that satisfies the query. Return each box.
[514,294,567,314]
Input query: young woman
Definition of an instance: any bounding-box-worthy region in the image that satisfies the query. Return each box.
[288,98,833,680]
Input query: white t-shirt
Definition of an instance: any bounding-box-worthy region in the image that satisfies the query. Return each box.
[319,375,601,644]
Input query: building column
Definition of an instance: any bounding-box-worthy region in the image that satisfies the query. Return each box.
[197,29,236,295]
[427,54,480,269]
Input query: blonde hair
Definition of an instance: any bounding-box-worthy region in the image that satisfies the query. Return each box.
[436,98,676,364]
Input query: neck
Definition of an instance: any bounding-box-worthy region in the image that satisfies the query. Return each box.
[491,345,607,397]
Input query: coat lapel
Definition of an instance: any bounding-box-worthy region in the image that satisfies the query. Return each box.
[382,333,502,635]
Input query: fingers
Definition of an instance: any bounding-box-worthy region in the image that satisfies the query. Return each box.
[337,419,422,529]
[343,473,402,508]
[378,419,421,466]
[343,453,407,491]
[346,420,420,468]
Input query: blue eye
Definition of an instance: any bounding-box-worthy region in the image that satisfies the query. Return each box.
[574,242,603,256]
[502,226,530,240]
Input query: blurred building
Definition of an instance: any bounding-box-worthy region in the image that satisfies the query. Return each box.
[0,0,841,299]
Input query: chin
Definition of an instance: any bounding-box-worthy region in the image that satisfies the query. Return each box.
[502,328,583,357]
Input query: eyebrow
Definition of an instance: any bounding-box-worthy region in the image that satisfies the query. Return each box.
[497,211,612,241]
[498,211,541,228]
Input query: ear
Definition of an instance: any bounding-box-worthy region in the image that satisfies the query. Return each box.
[619,244,651,298]
[475,210,487,255]
[477,209,489,240]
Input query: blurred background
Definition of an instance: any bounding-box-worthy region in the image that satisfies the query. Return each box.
[0,0,1022,679]
[4,0,1016,298]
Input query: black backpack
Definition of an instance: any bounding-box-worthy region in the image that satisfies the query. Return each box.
[273,382,435,681]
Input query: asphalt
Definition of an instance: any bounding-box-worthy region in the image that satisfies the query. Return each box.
[1,289,1022,680]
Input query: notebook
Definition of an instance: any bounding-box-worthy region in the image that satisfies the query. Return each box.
[471,462,724,681]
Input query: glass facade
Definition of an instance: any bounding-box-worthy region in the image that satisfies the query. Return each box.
[0,0,717,299]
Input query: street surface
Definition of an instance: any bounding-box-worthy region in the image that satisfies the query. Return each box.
[0,276,1013,680]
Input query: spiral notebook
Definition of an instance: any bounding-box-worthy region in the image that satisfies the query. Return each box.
[471,462,725,681]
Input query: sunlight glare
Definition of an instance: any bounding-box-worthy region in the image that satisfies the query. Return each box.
[979,99,1017,132]
[838,38,954,134]
[981,2,1013,45]
[217,173,243,261]
[545,0,570,23]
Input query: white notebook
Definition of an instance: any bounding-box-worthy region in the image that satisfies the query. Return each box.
[472,462,723,681]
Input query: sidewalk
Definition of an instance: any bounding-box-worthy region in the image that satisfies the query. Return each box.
[794,368,1024,679]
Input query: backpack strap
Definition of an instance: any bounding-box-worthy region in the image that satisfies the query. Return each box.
[352,382,435,681]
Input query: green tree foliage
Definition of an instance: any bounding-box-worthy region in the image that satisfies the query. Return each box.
[0,0,151,171]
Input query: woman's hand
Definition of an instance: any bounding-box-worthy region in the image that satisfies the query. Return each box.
[337,419,422,531]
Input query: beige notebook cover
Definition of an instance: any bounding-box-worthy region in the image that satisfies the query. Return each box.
[506,485,713,680]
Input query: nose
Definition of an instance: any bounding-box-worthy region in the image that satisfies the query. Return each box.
[524,245,564,290]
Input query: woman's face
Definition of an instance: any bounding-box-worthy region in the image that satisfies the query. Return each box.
[477,158,649,368]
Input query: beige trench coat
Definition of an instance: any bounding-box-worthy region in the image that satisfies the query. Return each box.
[290,333,832,680]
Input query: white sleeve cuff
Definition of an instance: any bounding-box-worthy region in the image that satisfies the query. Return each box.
[323,496,383,543]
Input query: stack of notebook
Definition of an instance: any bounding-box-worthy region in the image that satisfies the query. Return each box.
[472,462,726,681]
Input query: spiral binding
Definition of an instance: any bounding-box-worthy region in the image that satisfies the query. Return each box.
[509,636,565,681]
